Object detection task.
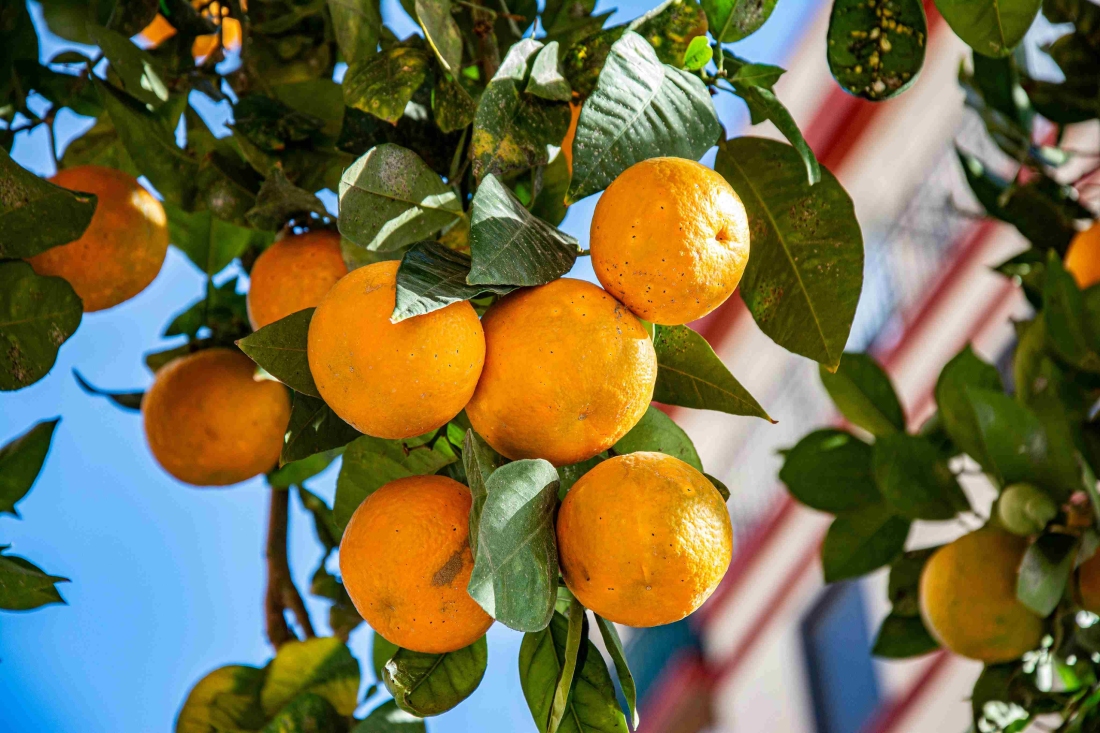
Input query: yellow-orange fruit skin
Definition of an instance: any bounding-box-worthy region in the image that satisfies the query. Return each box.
[465,279,656,466]
[27,166,168,312]
[1079,551,1100,613]
[562,101,580,176]
[919,527,1044,663]
[590,157,750,325]
[340,475,493,653]
[1065,222,1100,289]
[307,261,485,440]
[557,452,733,627]
[247,230,348,330]
[142,348,291,487]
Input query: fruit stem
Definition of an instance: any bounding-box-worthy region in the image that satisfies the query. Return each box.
[264,485,316,647]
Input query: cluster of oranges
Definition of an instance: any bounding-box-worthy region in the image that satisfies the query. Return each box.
[34,156,750,651]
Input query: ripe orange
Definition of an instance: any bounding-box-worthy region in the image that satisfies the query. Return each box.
[1078,551,1100,613]
[557,452,732,627]
[27,166,167,312]
[465,278,656,466]
[340,474,493,653]
[590,157,750,325]
[1065,222,1100,289]
[919,527,1044,663]
[138,3,242,58]
[246,230,348,330]
[143,348,291,486]
[307,260,485,440]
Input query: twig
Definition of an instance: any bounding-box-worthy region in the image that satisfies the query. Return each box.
[264,486,316,647]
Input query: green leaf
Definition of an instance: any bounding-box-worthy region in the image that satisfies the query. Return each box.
[651,324,771,419]
[104,0,159,36]
[0,547,68,610]
[703,0,778,43]
[164,278,249,341]
[372,632,400,680]
[724,54,785,89]
[94,77,198,207]
[964,387,1050,487]
[887,547,937,616]
[87,24,169,108]
[261,692,341,733]
[682,35,712,70]
[0,419,58,516]
[970,664,1031,733]
[468,459,560,632]
[593,615,639,728]
[237,309,320,397]
[334,433,457,529]
[630,0,709,67]
[327,0,382,66]
[934,345,1005,468]
[0,260,83,391]
[527,42,572,102]
[706,473,730,501]
[467,174,579,286]
[261,637,360,717]
[873,433,969,520]
[338,143,464,252]
[819,352,905,435]
[727,80,820,185]
[269,452,341,490]
[531,151,571,227]
[463,429,504,556]
[566,32,719,202]
[432,75,478,133]
[281,393,362,467]
[518,611,629,733]
[392,241,516,322]
[175,664,267,733]
[345,46,431,125]
[415,0,462,74]
[934,0,1040,57]
[612,405,702,471]
[296,486,342,551]
[1045,251,1100,372]
[351,700,426,733]
[0,148,97,259]
[246,168,330,232]
[821,503,910,583]
[714,136,863,370]
[548,598,585,733]
[165,202,275,276]
[780,429,880,513]
[73,370,143,412]
[383,636,488,717]
[826,0,927,100]
[557,454,606,500]
[872,613,940,658]
[60,114,138,175]
[1016,532,1077,615]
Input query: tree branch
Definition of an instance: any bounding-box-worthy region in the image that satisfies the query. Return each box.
[264,486,316,647]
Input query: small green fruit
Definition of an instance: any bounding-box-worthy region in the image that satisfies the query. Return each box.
[997,483,1058,536]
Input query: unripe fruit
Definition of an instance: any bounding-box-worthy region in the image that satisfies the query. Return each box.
[997,483,1058,536]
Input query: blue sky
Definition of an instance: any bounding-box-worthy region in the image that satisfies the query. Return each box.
[0,1,819,730]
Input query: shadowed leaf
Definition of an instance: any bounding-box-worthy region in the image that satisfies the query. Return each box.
[73,370,143,411]
[238,309,319,397]
[0,261,82,391]
[392,242,516,322]
[261,637,360,717]
[821,503,910,583]
[612,405,702,470]
[0,418,59,516]
[175,664,267,733]
[383,636,488,717]
[0,148,96,259]
[0,547,68,610]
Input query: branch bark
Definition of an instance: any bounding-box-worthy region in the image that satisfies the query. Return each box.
[264,486,316,647]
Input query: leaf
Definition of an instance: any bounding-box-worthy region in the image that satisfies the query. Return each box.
[246,168,330,232]
[934,345,1005,468]
[164,278,249,341]
[237,309,320,397]
[467,459,560,632]
[392,241,516,322]
[548,598,585,733]
[261,637,360,717]
[338,143,464,252]
[334,434,456,529]
[934,0,1041,57]
[964,387,1050,487]
[518,611,629,733]
[566,32,720,202]
[819,352,905,435]
[0,148,96,259]
[296,486,342,551]
[467,174,579,286]
[531,150,571,227]
[612,405,702,471]
[432,75,478,133]
[327,0,382,66]
[629,0,710,67]
[727,80,820,185]
[261,693,342,733]
[1017,532,1077,616]
[682,35,712,70]
[872,613,940,658]
[826,0,927,100]
[73,370,143,411]
[104,0,159,36]
[351,700,426,733]
[0,547,68,610]
[165,202,275,276]
[415,0,462,74]
[345,46,431,125]
[281,393,362,467]
[873,433,969,520]
[706,473,730,501]
[269,451,341,490]
[383,636,488,717]
[175,664,267,733]
[527,42,572,101]
[780,429,880,513]
[703,0,778,43]
[821,503,910,583]
[0,261,83,392]
[557,454,606,500]
[463,429,504,556]
[593,615,639,728]
[1045,251,1100,372]
[714,137,864,371]
[0,419,58,516]
[651,324,771,419]
[887,547,937,616]
[87,24,169,108]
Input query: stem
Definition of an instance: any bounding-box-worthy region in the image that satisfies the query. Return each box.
[264,486,316,647]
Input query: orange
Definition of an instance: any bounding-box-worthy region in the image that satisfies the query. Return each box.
[340,474,493,653]
[27,166,167,312]
[138,4,242,58]
[307,260,485,440]
[1078,551,1100,613]
[143,348,291,486]
[465,278,656,466]
[247,230,348,330]
[590,157,750,325]
[557,452,732,627]
[919,527,1044,663]
[562,101,580,176]
[1066,222,1100,289]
